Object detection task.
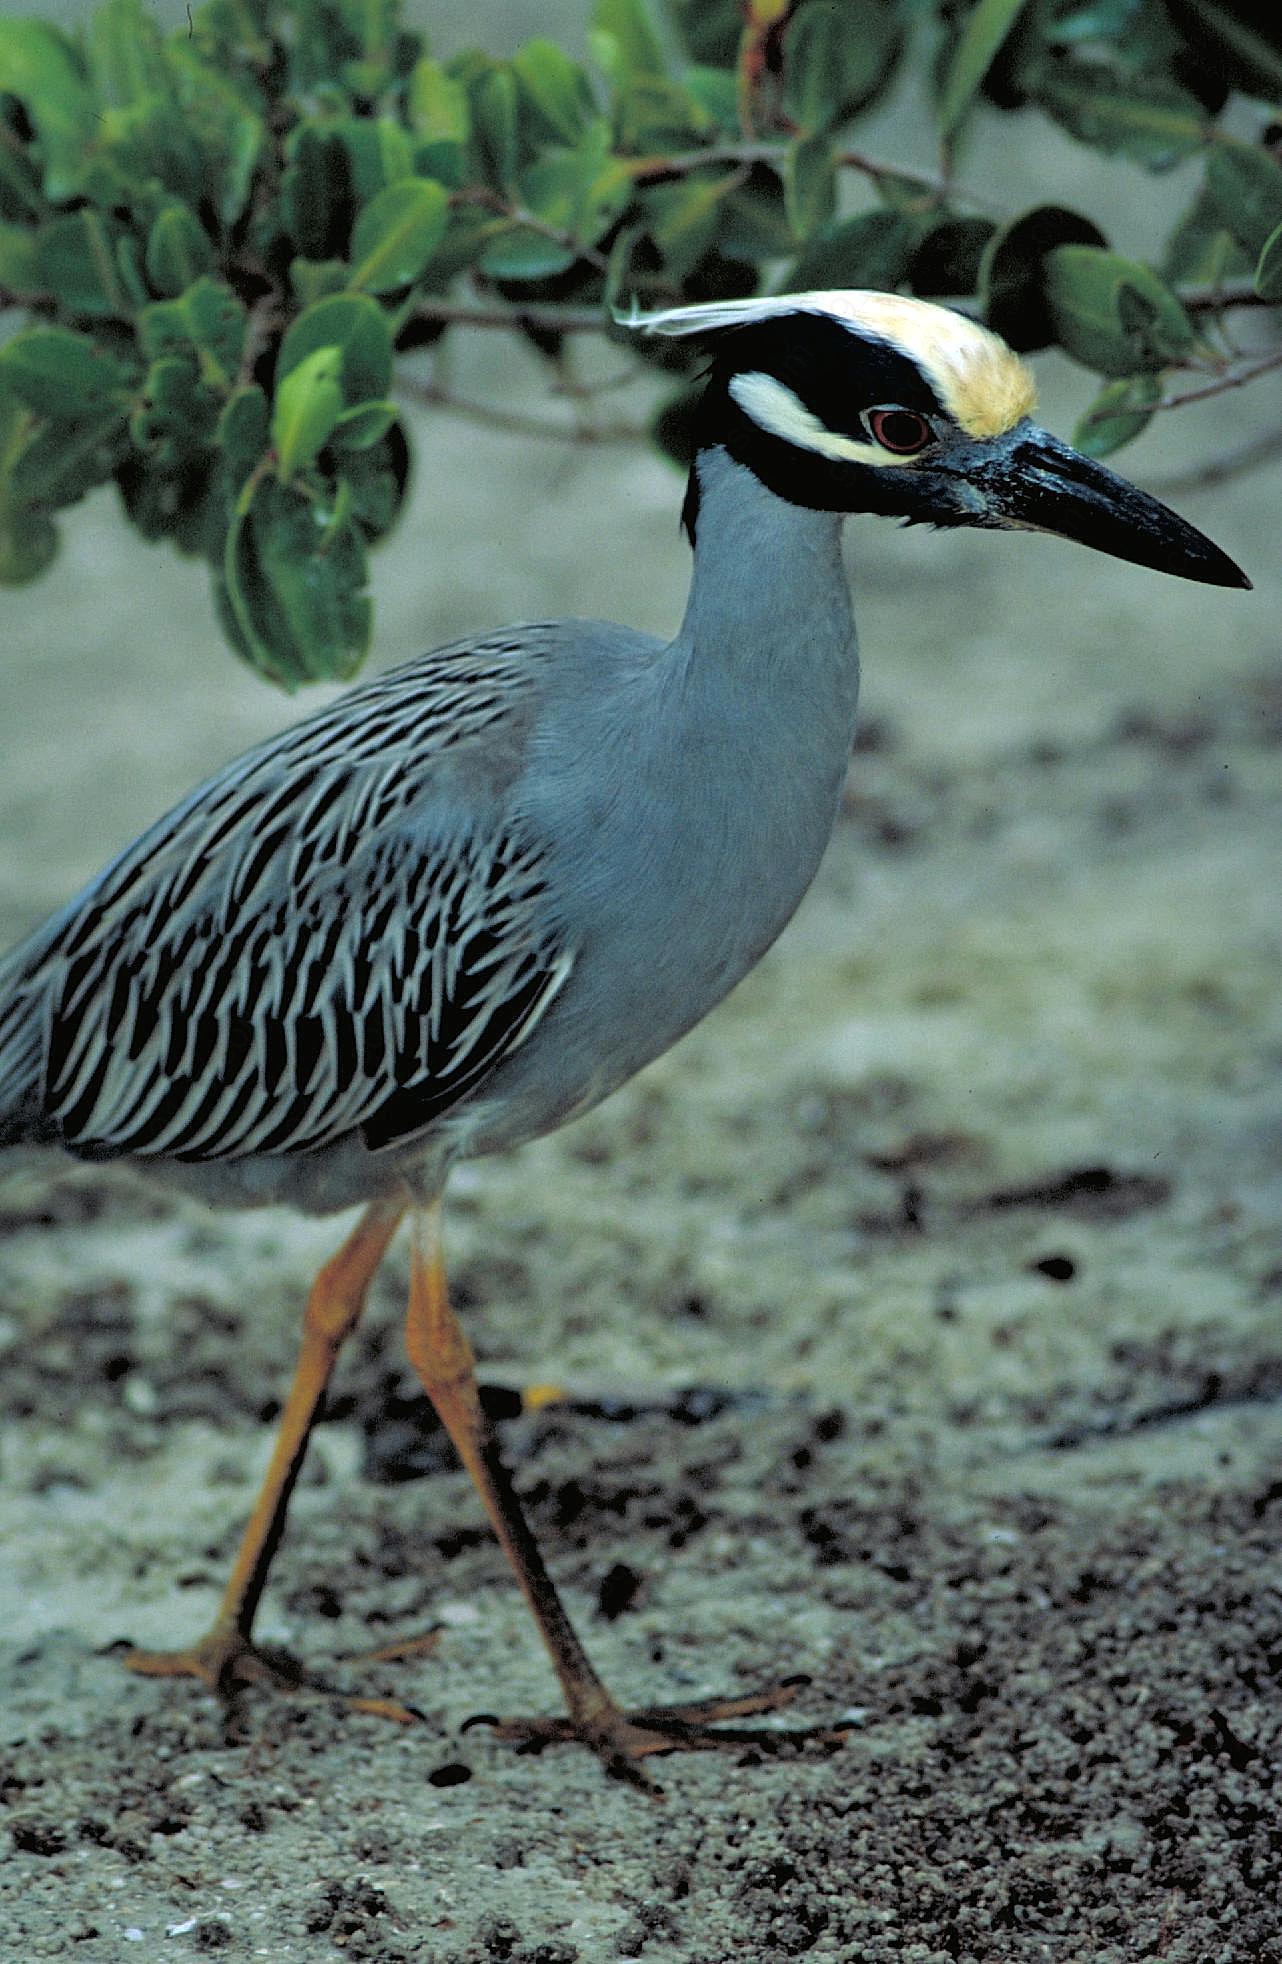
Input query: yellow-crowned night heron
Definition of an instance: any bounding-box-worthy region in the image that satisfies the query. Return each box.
[0,291,1248,1785]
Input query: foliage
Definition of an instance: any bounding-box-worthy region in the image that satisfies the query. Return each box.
[0,0,1278,685]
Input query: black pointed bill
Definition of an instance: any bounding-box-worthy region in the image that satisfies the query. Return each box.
[953,421,1251,589]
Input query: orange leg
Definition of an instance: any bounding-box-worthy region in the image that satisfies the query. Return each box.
[125,1195,408,1713]
[404,1203,851,1790]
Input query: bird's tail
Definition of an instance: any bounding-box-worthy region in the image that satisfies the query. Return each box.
[0,930,52,1149]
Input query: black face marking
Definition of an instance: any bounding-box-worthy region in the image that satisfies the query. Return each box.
[680,312,949,538]
[718,313,944,431]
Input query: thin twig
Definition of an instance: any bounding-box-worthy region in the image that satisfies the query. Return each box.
[1147,423,1282,496]
[398,374,643,444]
[452,187,610,275]
[238,291,283,385]
[1179,278,1276,314]
[623,137,984,211]
[406,298,607,334]
[1156,345,1282,410]
[829,137,972,209]
[0,281,63,319]
[548,362,641,400]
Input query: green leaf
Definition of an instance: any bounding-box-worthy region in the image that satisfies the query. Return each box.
[472,67,522,191]
[938,0,1030,136]
[791,210,920,293]
[271,344,345,480]
[0,402,60,584]
[331,401,398,449]
[0,19,95,200]
[1162,186,1250,285]
[1164,0,1282,104]
[145,204,216,297]
[1073,373,1160,459]
[130,355,221,463]
[277,294,394,406]
[221,476,373,689]
[408,56,469,183]
[371,116,416,193]
[663,0,744,67]
[1033,63,1206,170]
[98,99,209,215]
[290,257,353,307]
[1256,221,1282,302]
[312,115,416,208]
[347,177,450,292]
[115,232,150,309]
[9,409,126,509]
[1044,0,1153,45]
[164,44,263,228]
[283,127,355,260]
[717,168,794,264]
[1206,143,1282,260]
[643,171,739,278]
[1045,245,1194,375]
[783,0,903,133]
[512,39,595,143]
[0,222,39,294]
[518,119,630,250]
[84,2,243,218]
[612,73,710,149]
[34,211,131,317]
[0,500,58,585]
[216,384,271,486]
[478,223,575,282]
[333,0,407,99]
[784,134,837,241]
[682,62,739,128]
[590,0,668,86]
[140,279,248,388]
[0,113,44,224]
[87,0,172,110]
[339,429,408,540]
[0,339,126,558]
[980,204,1108,350]
[409,59,471,146]
[0,327,133,417]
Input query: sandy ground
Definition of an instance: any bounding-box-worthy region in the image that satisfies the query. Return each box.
[2,52,1281,1960]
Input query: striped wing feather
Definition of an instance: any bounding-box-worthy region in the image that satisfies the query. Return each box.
[0,636,572,1161]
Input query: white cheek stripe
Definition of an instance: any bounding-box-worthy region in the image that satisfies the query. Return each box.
[729,371,899,469]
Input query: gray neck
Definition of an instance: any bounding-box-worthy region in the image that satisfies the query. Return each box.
[677,445,857,702]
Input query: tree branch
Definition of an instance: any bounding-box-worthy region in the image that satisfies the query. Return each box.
[397,374,644,445]
[622,137,987,211]
[1178,278,1277,314]
[452,188,610,274]
[405,298,608,335]
[1156,346,1282,410]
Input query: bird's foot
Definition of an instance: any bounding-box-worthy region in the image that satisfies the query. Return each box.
[123,1623,302,1696]
[121,1626,422,1725]
[466,1677,853,1794]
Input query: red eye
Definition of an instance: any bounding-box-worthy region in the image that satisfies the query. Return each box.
[866,408,933,454]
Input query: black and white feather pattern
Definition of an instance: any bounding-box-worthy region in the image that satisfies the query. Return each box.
[0,634,573,1163]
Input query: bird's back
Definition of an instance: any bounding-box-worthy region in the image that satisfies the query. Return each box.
[0,620,657,1197]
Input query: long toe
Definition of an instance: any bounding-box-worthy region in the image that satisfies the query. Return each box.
[470,1680,854,1789]
[121,1629,423,1726]
[121,1626,301,1696]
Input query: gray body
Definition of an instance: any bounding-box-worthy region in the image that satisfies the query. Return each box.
[0,450,859,1214]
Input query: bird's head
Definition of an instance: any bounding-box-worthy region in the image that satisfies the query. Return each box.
[628,290,1249,589]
